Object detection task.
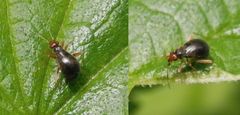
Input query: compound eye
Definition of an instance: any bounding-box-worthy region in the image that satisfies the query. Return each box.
[50,42,58,48]
[168,53,177,62]
[172,54,177,60]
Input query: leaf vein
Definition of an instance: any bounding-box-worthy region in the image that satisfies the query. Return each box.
[4,0,28,111]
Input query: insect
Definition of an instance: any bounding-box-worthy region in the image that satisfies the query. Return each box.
[167,38,212,72]
[37,32,81,82]
[49,40,80,82]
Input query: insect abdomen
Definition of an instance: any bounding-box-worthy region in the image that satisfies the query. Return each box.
[55,47,80,81]
[184,39,209,58]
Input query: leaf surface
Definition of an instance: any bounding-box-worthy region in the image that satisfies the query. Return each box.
[129,0,240,91]
[0,0,128,114]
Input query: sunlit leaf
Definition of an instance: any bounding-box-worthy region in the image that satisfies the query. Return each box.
[0,0,128,114]
[129,0,240,91]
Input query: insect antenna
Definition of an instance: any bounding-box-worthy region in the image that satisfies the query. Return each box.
[33,30,50,43]
[47,28,55,40]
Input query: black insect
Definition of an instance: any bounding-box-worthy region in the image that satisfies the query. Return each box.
[37,32,81,82]
[49,40,80,81]
[167,38,212,72]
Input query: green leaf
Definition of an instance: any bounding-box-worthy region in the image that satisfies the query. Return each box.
[129,0,240,91]
[0,0,128,114]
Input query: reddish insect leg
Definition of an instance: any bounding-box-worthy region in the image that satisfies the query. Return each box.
[187,62,196,71]
[64,43,69,50]
[53,64,62,85]
[178,59,187,72]
[196,59,213,64]
[48,53,57,59]
[60,41,72,50]
[178,58,196,72]
[60,41,65,48]
[177,62,185,72]
[186,58,196,71]
[72,52,81,57]
[187,35,193,41]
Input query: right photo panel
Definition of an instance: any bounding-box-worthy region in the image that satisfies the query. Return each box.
[129,0,240,115]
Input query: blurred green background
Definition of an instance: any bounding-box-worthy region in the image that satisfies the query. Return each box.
[130,82,240,115]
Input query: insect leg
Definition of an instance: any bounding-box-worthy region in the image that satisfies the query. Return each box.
[186,58,196,70]
[48,53,57,59]
[72,52,81,57]
[188,62,196,70]
[60,41,65,48]
[57,65,61,74]
[64,43,69,50]
[177,60,185,72]
[187,35,193,41]
[53,64,63,86]
[64,39,75,50]
[196,59,213,64]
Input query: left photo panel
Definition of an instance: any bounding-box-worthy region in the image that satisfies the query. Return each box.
[0,0,128,114]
